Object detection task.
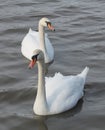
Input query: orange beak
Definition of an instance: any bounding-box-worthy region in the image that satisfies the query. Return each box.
[47,23,55,31]
[28,59,37,69]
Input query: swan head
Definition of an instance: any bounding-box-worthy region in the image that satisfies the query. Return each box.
[28,49,44,69]
[39,17,55,31]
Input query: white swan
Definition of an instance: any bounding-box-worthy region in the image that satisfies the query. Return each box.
[29,49,89,115]
[21,17,55,69]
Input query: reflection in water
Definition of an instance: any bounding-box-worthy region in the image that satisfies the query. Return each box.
[35,99,83,130]
[37,119,48,130]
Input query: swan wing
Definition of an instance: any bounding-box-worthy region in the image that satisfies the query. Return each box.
[45,67,89,114]
[21,28,54,62]
[21,28,40,60]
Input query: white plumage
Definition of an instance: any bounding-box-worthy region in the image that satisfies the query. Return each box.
[21,17,54,64]
[30,50,89,115]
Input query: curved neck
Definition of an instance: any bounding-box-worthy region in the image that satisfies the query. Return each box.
[39,24,47,58]
[35,59,48,114]
[37,60,46,98]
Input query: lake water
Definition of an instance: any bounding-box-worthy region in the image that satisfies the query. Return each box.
[0,0,105,130]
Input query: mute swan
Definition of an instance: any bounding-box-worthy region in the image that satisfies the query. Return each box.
[28,49,89,115]
[21,17,55,69]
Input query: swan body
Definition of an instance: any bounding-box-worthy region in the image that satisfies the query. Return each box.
[30,50,89,115]
[21,17,55,67]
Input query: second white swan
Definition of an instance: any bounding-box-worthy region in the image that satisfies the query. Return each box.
[21,17,55,69]
[28,49,89,115]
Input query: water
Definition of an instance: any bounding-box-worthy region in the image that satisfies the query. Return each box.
[0,0,105,129]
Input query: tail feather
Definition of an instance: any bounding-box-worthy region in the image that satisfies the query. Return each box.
[79,67,89,78]
[29,28,32,33]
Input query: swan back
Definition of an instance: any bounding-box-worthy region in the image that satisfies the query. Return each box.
[45,67,89,114]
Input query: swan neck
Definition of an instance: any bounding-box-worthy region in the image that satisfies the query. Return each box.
[39,24,46,54]
[36,60,48,111]
[37,61,45,95]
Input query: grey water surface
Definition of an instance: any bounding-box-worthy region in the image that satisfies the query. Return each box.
[0,0,105,130]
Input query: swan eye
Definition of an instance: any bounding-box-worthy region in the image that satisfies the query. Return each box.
[32,54,39,61]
